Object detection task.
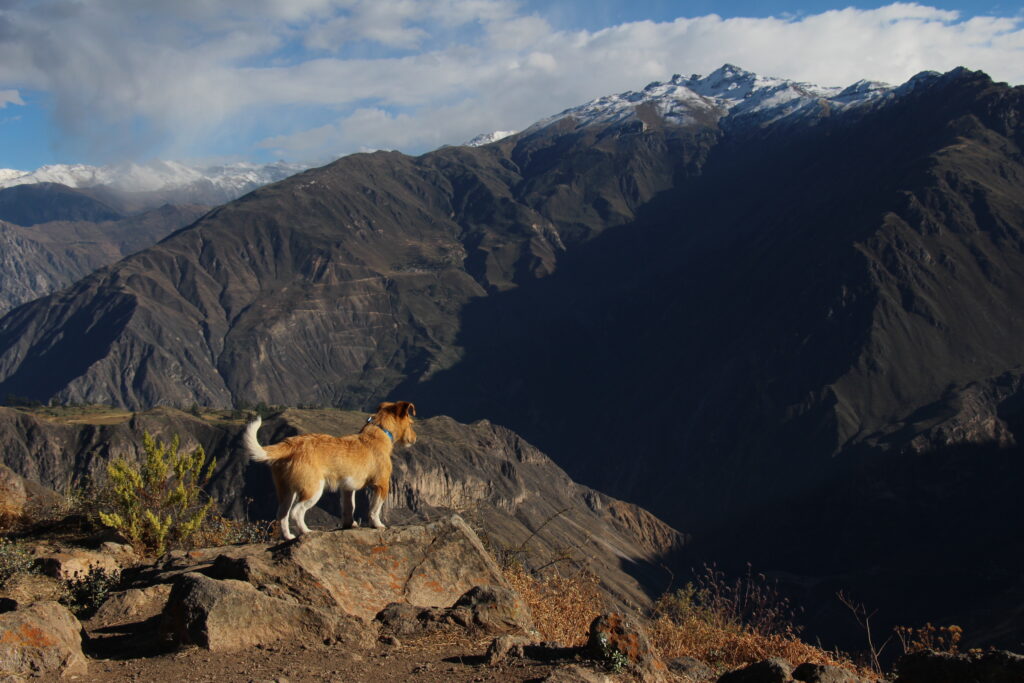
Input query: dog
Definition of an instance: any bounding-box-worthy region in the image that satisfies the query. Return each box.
[242,401,416,540]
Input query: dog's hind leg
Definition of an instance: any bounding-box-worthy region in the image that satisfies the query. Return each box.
[342,489,359,529]
[367,483,388,530]
[277,491,297,541]
[290,481,324,536]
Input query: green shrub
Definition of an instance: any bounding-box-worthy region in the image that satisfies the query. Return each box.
[60,565,122,618]
[98,432,216,556]
[0,536,33,587]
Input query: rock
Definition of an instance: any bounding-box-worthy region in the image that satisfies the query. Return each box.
[375,602,427,636]
[669,656,716,681]
[0,463,26,520]
[542,664,618,682]
[36,548,125,581]
[450,585,535,634]
[587,612,667,681]
[894,649,1024,682]
[376,584,534,638]
[0,462,63,521]
[207,515,510,620]
[0,571,64,606]
[718,658,794,683]
[88,583,171,629]
[486,633,534,665]
[0,601,88,678]
[160,572,377,652]
[792,662,869,683]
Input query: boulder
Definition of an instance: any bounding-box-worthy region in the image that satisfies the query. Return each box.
[718,658,794,683]
[894,649,1024,683]
[486,633,535,665]
[0,464,26,520]
[0,601,87,678]
[205,515,509,620]
[376,584,535,637]
[36,548,125,581]
[0,463,63,522]
[88,583,171,629]
[160,572,377,652]
[586,612,667,681]
[669,656,716,681]
[450,585,535,634]
[792,662,869,683]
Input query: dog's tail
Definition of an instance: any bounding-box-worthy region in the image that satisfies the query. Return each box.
[242,415,272,463]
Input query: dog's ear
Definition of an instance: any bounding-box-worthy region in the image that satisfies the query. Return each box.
[397,401,416,418]
[376,402,390,413]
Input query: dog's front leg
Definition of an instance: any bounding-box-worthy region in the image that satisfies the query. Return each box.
[342,489,359,529]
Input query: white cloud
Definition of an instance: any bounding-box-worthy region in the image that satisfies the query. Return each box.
[0,89,23,108]
[0,1,1022,165]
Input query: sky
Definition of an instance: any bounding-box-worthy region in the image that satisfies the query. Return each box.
[0,1,1022,171]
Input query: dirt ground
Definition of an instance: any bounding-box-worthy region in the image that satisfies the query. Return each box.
[72,632,611,683]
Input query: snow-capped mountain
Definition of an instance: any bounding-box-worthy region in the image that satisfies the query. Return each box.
[0,159,308,205]
[527,64,894,134]
[465,130,517,146]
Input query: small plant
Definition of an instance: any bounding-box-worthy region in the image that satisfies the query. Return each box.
[98,432,216,556]
[194,514,276,546]
[60,565,122,618]
[838,590,891,674]
[595,631,630,672]
[894,623,963,655]
[0,537,34,587]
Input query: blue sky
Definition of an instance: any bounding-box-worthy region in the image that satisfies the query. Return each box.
[0,1,1021,171]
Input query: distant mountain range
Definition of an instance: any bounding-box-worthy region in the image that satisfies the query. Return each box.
[2,64,1024,647]
[0,160,309,314]
[0,159,308,208]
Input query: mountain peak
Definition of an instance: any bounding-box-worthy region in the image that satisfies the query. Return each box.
[526,64,893,137]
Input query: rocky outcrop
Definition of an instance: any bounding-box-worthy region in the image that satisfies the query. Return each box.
[196,516,509,620]
[0,601,88,678]
[91,517,535,655]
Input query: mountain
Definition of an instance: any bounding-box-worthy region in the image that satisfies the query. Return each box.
[0,182,124,226]
[1,65,1024,644]
[0,201,208,315]
[0,159,308,209]
[0,159,306,314]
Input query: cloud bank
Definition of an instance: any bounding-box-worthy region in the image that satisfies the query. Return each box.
[0,1,1022,164]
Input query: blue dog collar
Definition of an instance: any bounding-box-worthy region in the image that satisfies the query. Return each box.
[367,417,394,442]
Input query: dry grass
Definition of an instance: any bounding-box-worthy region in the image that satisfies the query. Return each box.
[894,623,963,655]
[649,612,850,671]
[501,561,605,646]
[648,568,872,678]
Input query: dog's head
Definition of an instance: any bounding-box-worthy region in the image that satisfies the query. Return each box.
[373,401,417,447]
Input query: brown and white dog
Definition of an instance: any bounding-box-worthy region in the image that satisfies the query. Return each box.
[242,401,416,540]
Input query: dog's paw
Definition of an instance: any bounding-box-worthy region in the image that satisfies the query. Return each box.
[372,522,387,530]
